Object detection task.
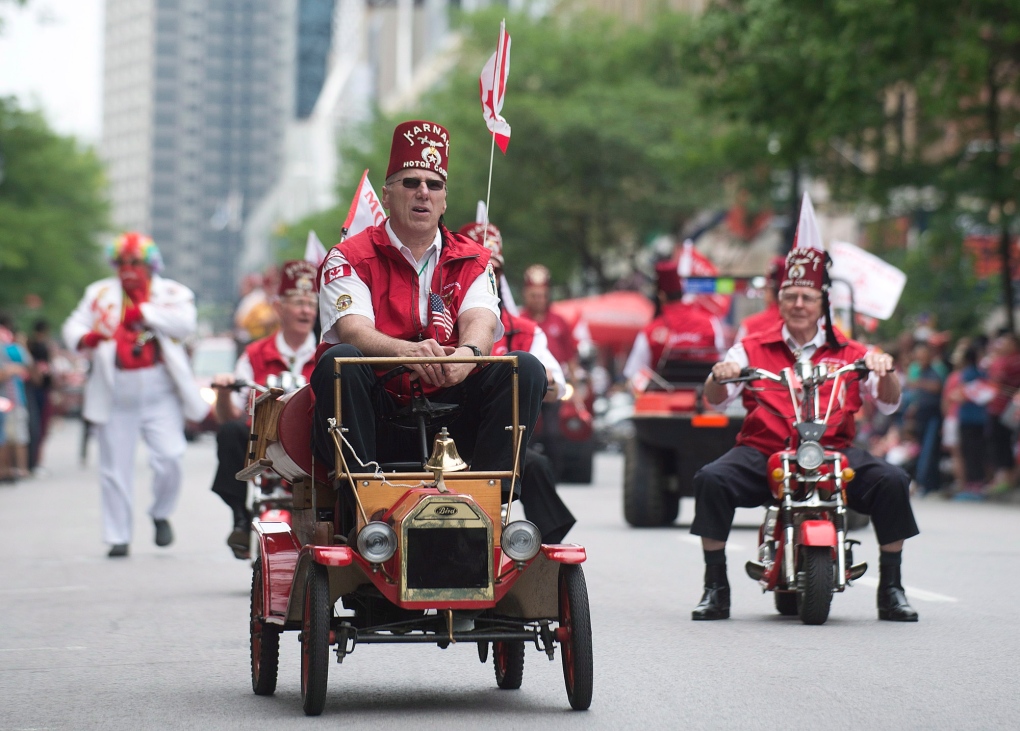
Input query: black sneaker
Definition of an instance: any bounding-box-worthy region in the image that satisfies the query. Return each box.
[108,544,129,558]
[154,519,173,547]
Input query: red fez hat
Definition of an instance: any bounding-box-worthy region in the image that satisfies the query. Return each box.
[523,264,551,289]
[655,259,683,296]
[779,248,827,291]
[278,260,318,298]
[765,255,786,288]
[458,222,503,266]
[386,120,450,181]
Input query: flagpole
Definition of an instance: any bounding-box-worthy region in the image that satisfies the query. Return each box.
[482,20,505,232]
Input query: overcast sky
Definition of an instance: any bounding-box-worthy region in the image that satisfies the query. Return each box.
[0,0,104,142]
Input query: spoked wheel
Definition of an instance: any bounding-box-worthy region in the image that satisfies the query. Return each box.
[492,638,525,689]
[300,563,331,716]
[774,590,798,616]
[250,558,280,695]
[557,564,593,710]
[797,546,834,625]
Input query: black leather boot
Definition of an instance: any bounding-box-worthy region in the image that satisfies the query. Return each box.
[692,563,730,620]
[227,506,252,560]
[877,564,919,622]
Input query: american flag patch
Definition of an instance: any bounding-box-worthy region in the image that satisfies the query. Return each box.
[429,292,453,341]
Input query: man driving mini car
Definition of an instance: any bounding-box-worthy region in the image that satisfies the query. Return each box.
[691,247,920,622]
[312,120,547,534]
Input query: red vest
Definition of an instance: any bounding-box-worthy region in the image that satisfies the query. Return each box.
[246,334,315,385]
[494,309,536,356]
[736,328,869,455]
[643,301,720,367]
[522,310,575,364]
[739,304,782,339]
[323,224,491,400]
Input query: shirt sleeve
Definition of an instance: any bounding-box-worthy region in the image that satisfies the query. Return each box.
[707,341,750,411]
[460,263,504,341]
[530,327,566,399]
[319,250,375,343]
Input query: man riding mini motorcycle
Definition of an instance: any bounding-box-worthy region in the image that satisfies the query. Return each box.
[691,246,920,622]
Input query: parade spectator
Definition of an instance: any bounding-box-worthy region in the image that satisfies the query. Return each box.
[0,315,32,482]
[312,119,547,536]
[983,331,1020,496]
[210,260,318,559]
[26,319,55,472]
[460,221,576,543]
[944,340,993,499]
[692,248,919,622]
[903,341,945,495]
[62,232,208,557]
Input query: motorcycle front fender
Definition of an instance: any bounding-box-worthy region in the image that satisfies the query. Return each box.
[799,519,837,547]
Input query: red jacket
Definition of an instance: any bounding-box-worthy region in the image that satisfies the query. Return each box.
[246,334,315,385]
[643,301,720,367]
[494,308,536,356]
[322,224,491,401]
[521,310,575,364]
[738,304,782,340]
[736,328,869,455]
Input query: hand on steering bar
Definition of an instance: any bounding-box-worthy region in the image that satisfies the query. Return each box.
[863,350,896,378]
[404,340,457,388]
[710,362,742,383]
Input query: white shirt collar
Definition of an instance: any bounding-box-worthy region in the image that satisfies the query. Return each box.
[781,321,826,361]
[384,220,442,268]
[274,330,317,369]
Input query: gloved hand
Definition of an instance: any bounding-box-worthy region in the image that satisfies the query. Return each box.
[122,279,148,304]
[122,305,144,329]
[79,331,107,350]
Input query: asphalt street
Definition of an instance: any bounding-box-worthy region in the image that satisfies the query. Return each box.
[2,418,1020,730]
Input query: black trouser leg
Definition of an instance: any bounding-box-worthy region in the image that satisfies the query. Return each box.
[211,418,249,513]
[519,447,575,543]
[843,446,919,545]
[311,344,380,468]
[689,446,771,542]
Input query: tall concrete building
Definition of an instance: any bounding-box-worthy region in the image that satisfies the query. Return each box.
[103,0,292,320]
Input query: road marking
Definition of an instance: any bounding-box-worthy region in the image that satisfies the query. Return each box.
[677,535,745,551]
[0,586,87,595]
[855,576,958,603]
[0,646,87,653]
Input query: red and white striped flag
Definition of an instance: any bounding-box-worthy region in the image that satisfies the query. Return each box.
[342,169,387,239]
[429,292,454,341]
[479,20,511,154]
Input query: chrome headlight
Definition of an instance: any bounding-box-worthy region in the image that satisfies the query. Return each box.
[357,521,397,563]
[500,520,542,561]
[200,386,217,405]
[796,441,825,471]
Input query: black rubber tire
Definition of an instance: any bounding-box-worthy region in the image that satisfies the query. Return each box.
[774,590,798,616]
[623,437,674,526]
[300,564,331,716]
[797,546,834,625]
[492,639,525,689]
[558,564,593,710]
[250,558,280,695]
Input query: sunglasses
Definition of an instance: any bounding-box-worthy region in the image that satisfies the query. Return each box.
[392,177,446,191]
[116,259,146,267]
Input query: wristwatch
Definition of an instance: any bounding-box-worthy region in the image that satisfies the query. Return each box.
[462,344,483,357]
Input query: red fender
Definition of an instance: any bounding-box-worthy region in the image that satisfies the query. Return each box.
[799,520,837,547]
[540,544,587,564]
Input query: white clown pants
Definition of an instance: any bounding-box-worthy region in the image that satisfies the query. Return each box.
[96,365,186,545]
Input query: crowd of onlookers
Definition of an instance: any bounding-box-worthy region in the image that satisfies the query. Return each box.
[0,315,64,483]
[858,327,1020,501]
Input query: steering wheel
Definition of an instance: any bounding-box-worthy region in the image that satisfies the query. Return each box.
[374,365,462,465]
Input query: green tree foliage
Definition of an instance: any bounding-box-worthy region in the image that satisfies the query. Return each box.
[281,6,741,291]
[0,98,109,325]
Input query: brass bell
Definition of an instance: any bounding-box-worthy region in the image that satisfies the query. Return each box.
[426,427,467,492]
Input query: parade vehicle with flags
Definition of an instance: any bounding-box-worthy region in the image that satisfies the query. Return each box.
[243,354,594,715]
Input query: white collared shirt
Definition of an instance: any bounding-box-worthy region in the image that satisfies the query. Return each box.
[231,330,317,412]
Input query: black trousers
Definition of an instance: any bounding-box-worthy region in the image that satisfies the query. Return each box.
[521,447,575,544]
[211,418,249,513]
[690,445,919,547]
[311,344,547,530]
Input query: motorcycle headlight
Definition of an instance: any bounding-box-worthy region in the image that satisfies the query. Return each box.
[500,520,542,561]
[200,386,217,405]
[357,521,397,563]
[796,441,825,471]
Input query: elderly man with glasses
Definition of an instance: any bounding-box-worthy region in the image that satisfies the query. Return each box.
[312,120,547,535]
[689,247,920,622]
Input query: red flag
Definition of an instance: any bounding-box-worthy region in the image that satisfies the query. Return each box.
[342,169,386,239]
[480,20,511,154]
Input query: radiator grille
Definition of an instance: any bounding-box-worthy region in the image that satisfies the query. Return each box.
[405,527,488,589]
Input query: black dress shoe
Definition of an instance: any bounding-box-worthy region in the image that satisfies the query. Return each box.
[692,584,730,620]
[154,519,174,547]
[878,585,919,622]
[227,529,250,560]
[108,544,129,558]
